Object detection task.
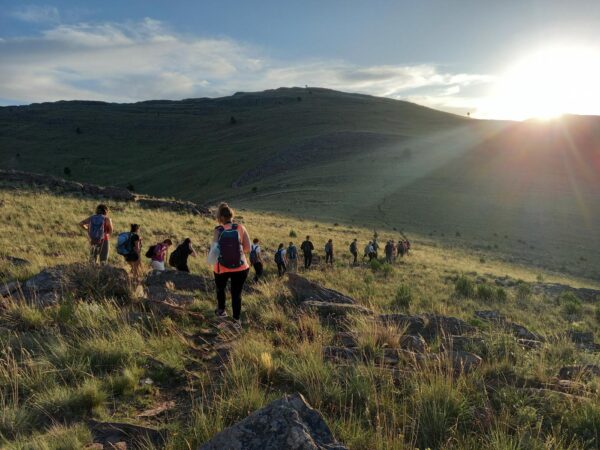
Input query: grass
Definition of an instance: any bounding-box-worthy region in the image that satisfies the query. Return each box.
[0,185,600,448]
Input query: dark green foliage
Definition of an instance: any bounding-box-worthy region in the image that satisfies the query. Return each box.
[229,115,237,124]
[289,230,297,238]
[126,183,135,192]
[392,284,412,310]
[455,275,475,298]
[63,166,71,176]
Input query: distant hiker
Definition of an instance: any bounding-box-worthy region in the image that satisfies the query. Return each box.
[287,241,298,273]
[249,238,263,283]
[349,238,358,265]
[117,223,142,280]
[147,239,172,271]
[79,204,114,264]
[385,240,394,264]
[391,240,398,261]
[398,240,406,257]
[372,239,380,258]
[404,239,411,256]
[212,203,251,326]
[275,243,287,277]
[169,238,197,272]
[364,241,376,261]
[325,239,334,265]
[301,236,314,269]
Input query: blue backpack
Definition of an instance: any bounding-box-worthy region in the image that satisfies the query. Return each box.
[274,249,284,264]
[88,215,105,245]
[287,245,297,259]
[217,224,243,269]
[116,232,133,256]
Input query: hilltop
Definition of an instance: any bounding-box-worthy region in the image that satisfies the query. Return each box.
[1,179,600,448]
[1,88,600,279]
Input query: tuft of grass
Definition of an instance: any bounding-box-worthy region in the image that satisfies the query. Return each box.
[392,284,412,310]
[455,275,475,298]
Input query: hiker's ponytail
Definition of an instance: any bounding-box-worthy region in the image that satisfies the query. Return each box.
[217,203,234,223]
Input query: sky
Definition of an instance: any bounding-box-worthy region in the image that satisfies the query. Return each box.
[1,0,600,119]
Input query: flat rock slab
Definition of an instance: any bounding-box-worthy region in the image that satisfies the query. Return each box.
[475,310,543,341]
[287,273,355,304]
[302,300,373,318]
[89,420,165,448]
[0,255,30,266]
[199,393,348,450]
[146,270,211,292]
[378,314,474,341]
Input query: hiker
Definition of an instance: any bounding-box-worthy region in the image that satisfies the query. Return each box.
[301,235,314,269]
[287,241,298,273]
[117,224,142,280]
[398,239,406,257]
[148,239,172,271]
[79,204,114,264]
[212,203,251,326]
[385,240,394,264]
[372,239,380,258]
[325,239,334,265]
[275,243,287,277]
[391,240,398,262]
[349,238,358,265]
[249,238,263,283]
[169,238,197,272]
[364,241,376,261]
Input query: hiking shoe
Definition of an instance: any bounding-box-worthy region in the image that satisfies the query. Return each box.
[215,309,228,318]
[232,319,242,330]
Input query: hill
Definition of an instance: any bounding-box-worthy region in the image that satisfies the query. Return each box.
[1,181,600,448]
[1,88,599,278]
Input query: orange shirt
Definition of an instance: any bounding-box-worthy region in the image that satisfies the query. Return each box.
[213,223,251,273]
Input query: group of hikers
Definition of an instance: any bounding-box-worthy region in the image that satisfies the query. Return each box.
[79,203,410,327]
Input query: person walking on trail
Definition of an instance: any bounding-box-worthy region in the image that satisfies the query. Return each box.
[212,203,251,327]
[169,238,197,272]
[287,241,298,273]
[117,223,142,280]
[325,239,334,266]
[349,238,358,265]
[372,239,380,258]
[391,240,398,262]
[148,239,172,271]
[79,204,113,264]
[301,236,314,269]
[249,238,263,283]
[275,243,287,277]
[364,241,376,261]
[385,240,394,264]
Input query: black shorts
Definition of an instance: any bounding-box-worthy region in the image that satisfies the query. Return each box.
[125,253,140,262]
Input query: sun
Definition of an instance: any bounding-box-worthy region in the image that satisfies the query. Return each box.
[477,44,600,120]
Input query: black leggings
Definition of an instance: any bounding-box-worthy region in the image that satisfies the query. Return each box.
[277,262,286,277]
[214,269,249,320]
[304,253,312,269]
[253,262,263,282]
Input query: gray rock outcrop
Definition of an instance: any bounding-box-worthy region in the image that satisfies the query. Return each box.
[199,393,348,450]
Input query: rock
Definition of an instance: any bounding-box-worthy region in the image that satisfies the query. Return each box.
[146,286,196,306]
[444,350,483,373]
[476,310,542,341]
[0,255,30,266]
[137,198,209,215]
[89,420,165,448]
[323,346,360,363]
[567,330,594,344]
[199,393,348,450]
[0,280,21,298]
[533,282,600,302]
[475,310,505,322]
[333,332,358,348]
[287,273,355,304]
[399,335,427,353]
[422,314,475,339]
[21,264,130,307]
[378,314,426,335]
[375,348,401,366]
[442,335,485,352]
[558,365,600,380]
[301,300,373,319]
[517,339,542,349]
[145,270,211,292]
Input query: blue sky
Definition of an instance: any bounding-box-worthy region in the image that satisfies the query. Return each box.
[1,0,600,118]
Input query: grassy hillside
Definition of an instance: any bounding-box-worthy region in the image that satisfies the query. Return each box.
[2,184,600,448]
[1,88,599,279]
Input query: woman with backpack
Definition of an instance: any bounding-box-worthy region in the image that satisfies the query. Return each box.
[325,239,334,266]
[169,238,197,272]
[148,239,172,271]
[250,238,263,282]
[79,204,113,264]
[275,243,287,277]
[212,203,251,326]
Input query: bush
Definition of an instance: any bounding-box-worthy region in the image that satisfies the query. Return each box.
[495,287,508,303]
[516,283,531,301]
[476,284,495,302]
[392,285,412,310]
[289,230,297,238]
[370,259,382,272]
[455,275,475,298]
[63,167,71,176]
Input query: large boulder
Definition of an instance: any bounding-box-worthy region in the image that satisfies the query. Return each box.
[378,314,426,335]
[146,270,211,292]
[0,255,31,267]
[199,393,348,450]
[377,314,474,340]
[475,310,542,341]
[287,274,355,304]
[21,264,130,307]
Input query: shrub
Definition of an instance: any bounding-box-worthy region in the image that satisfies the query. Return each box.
[495,287,508,302]
[476,284,495,302]
[455,275,475,298]
[126,183,135,192]
[392,284,412,310]
[370,259,382,272]
[381,263,393,278]
[516,283,531,301]
[289,230,297,238]
[63,167,71,176]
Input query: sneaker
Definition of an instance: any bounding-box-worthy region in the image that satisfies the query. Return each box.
[232,319,242,330]
[215,309,228,318]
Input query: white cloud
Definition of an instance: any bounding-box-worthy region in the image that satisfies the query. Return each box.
[0,18,491,110]
[10,5,60,24]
